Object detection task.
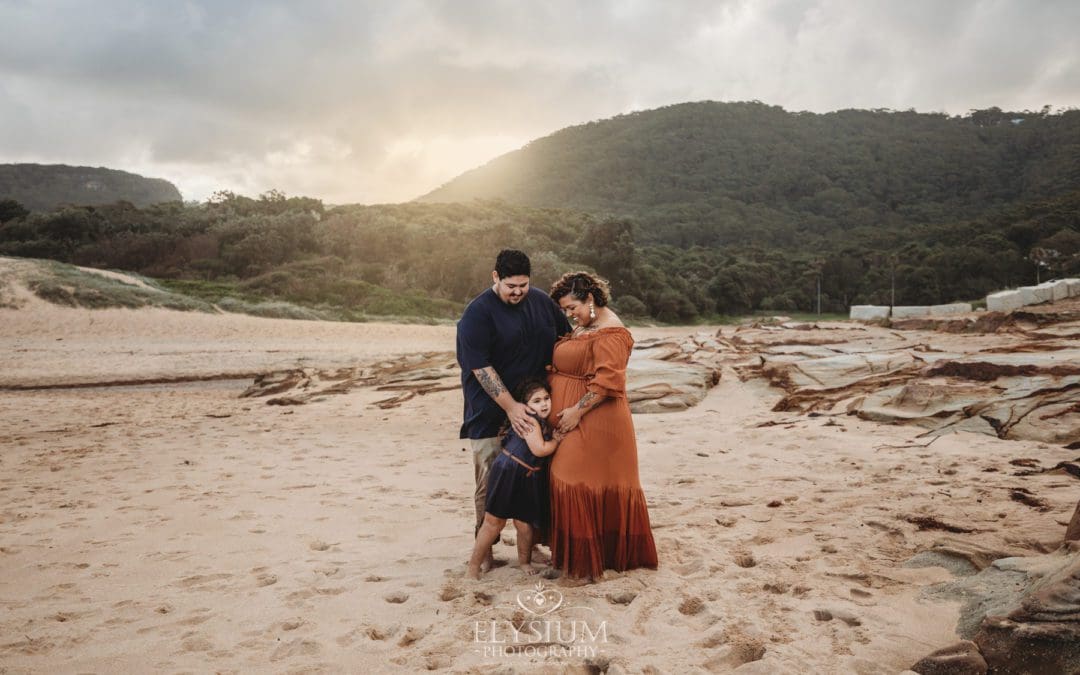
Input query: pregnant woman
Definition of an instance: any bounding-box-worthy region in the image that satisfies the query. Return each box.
[546,271,658,581]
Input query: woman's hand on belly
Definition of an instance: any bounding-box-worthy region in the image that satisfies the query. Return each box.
[556,406,583,434]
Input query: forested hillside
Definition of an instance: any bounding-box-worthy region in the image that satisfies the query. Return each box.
[0,164,182,211]
[0,193,589,319]
[419,102,1080,249]
[1,102,1078,321]
[1,187,1077,321]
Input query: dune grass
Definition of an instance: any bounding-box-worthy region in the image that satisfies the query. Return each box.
[25,260,215,312]
[7,256,851,327]
[0,257,457,323]
[158,276,460,324]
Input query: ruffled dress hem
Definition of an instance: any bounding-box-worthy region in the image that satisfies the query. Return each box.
[548,475,658,579]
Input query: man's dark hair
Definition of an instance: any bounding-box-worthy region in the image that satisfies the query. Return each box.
[495,249,531,279]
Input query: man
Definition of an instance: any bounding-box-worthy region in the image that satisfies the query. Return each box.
[456,249,571,569]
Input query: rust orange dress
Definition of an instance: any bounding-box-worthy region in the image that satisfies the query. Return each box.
[547,326,658,579]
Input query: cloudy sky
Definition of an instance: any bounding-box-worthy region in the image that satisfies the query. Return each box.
[1,0,1078,204]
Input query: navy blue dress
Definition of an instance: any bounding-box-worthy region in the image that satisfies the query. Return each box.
[484,413,552,530]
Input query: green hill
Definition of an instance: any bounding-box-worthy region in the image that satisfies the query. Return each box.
[2,103,1078,321]
[418,101,1080,248]
[0,163,182,211]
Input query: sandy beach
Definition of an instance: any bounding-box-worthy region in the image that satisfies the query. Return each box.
[2,294,1077,673]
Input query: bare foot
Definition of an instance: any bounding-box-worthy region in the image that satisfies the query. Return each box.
[518,562,539,575]
[479,548,494,573]
[466,562,482,580]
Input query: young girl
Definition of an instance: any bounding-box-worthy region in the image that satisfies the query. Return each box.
[467,377,561,579]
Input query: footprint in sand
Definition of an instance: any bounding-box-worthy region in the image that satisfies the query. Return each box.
[178,612,213,626]
[438,583,464,601]
[334,628,363,647]
[472,591,494,606]
[813,608,862,626]
[269,638,321,662]
[1,635,57,656]
[176,573,232,590]
[398,626,425,647]
[698,632,725,648]
[679,596,706,615]
[286,589,315,602]
[384,591,409,604]
[255,573,278,587]
[762,582,790,594]
[607,591,637,605]
[704,641,766,669]
[733,552,757,568]
[315,586,346,596]
[422,647,454,670]
[179,635,215,653]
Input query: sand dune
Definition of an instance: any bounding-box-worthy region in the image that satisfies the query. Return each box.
[1,299,1077,672]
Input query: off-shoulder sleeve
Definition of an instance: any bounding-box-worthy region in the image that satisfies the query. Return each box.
[586,331,632,398]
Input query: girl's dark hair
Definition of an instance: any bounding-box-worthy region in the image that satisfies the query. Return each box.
[514,376,550,403]
[549,271,610,307]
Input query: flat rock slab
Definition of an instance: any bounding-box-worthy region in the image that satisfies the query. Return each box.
[240,341,726,415]
[625,355,719,413]
[916,543,1080,673]
[729,316,1080,443]
[911,640,987,675]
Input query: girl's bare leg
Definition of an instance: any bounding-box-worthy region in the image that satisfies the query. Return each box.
[531,544,550,565]
[513,521,538,574]
[468,514,506,579]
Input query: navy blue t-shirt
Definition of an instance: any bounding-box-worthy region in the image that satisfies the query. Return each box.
[456,286,570,439]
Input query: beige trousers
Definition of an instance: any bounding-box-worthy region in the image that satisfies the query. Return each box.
[471,437,501,536]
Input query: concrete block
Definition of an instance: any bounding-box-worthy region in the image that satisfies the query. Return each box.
[1019,283,1055,306]
[1067,278,1080,298]
[928,303,973,316]
[986,290,1024,313]
[1050,280,1069,301]
[891,306,931,319]
[850,305,890,321]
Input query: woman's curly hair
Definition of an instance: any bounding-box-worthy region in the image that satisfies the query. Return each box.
[549,271,611,307]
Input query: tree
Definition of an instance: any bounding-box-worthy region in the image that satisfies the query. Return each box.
[0,199,29,223]
[575,218,639,296]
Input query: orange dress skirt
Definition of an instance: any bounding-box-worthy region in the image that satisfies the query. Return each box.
[547,327,658,579]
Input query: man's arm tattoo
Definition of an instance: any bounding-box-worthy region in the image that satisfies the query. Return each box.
[576,391,602,410]
[473,367,507,400]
